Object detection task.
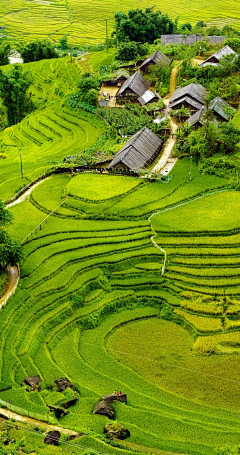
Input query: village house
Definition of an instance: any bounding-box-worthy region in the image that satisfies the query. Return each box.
[101,70,130,88]
[108,127,163,172]
[200,45,237,67]
[115,72,151,104]
[169,83,207,113]
[187,96,236,127]
[139,50,171,74]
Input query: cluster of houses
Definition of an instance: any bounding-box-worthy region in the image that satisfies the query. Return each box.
[105,44,237,173]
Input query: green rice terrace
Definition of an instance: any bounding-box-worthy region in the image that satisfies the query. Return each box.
[2,161,240,454]
[0,0,240,45]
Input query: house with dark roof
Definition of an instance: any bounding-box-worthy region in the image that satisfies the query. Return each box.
[139,50,171,74]
[101,70,130,87]
[115,72,151,104]
[187,97,236,127]
[107,127,163,172]
[169,83,207,113]
[200,45,237,67]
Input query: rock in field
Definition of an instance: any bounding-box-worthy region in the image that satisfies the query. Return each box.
[44,430,61,446]
[104,422,130,440]
[93,400,115,419]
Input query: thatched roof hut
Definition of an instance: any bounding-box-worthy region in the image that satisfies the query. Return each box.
[116,72,151,103]
[169,83,207,112]
[101,69,130,87]
[200,45,237,67]
[139,50,171,73]
[108,127,163,172]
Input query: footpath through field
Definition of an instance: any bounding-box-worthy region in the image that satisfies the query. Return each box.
[0,266,19,311]
[151,65,180,176]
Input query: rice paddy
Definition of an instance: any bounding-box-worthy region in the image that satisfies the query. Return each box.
[1,0,240,46]
[1,166,240,454]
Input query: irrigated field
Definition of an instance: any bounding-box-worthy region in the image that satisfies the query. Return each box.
[3,165,240,454]
[0,57,108,202]
[0,0,240,45]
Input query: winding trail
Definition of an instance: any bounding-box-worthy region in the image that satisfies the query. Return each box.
[6,178,48,209]
[151,65,180,176]
[0,266,19,311]
[148,187,233,276]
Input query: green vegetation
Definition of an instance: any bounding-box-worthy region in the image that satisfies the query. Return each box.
[20,39,59,63]
[0,166,239,454]
[67,174,141,200]
[0,57,107,201]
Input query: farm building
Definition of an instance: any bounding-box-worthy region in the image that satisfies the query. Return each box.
[200,45,237,67]
[139,50,171,74]
[187,107,205,128]
[169,83,207,113]
[161,34,226,45]
[187,96,235,127]
[101,70,130,87]
[138,89,160,106]
[115,72,151,104]
[108,127,163,172]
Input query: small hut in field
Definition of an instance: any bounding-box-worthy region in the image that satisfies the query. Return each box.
[169,83,207,113]
[107,127,163,172]
[115,72,151,104]
[139,50,171,74]
[200,45,237,67]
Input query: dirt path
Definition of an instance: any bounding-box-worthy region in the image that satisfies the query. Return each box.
[151,66,180,175]
[0,266,19,311]
[6,178,48,209]
[0,408,78,435]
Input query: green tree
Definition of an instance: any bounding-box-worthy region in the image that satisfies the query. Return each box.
[0,65,33,126]
[115,41,148,61]
[113,7,174,44]
[20,39,58,63]
[59,34,68,50]
[0,43,10,66]
[0,200,22,269]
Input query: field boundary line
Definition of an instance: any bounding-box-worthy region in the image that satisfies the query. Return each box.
[21,197,69,244]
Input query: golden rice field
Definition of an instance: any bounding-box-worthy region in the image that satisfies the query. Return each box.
[1,0,240,45]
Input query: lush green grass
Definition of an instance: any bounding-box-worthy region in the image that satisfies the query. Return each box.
[106,317,240,411]
[1,0,240,45]
[67,174,141,201]
[0,57,106,201]
[3,171,240,454]
[152,190,238,233]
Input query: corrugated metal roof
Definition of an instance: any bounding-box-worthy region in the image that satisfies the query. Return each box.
[200,45,237,67]
[139,50,171,70]
[138,89,160,106]
[116,72,151,97]
[108,127,163,171]
[169,83,207,106]
[210,96,236,121]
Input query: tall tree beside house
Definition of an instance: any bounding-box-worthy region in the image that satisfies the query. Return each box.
[113,7,174,44]
[0,65,33,126]
[0,200,22,269]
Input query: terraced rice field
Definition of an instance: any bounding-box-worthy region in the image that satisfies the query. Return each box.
[3,165,240,453]
[0,57,107,201]
[1,0,240,45]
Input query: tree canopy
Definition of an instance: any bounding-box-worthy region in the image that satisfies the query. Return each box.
[0,65,33,126]
[20,39,58,63]
[0,43,10,66]
[113,7,174,44]
[0,200,22,268]
[115,41,148,62]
